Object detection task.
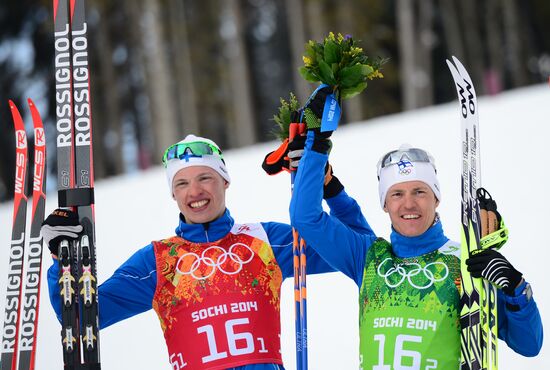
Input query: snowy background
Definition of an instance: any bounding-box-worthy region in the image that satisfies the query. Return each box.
[0,84,548,369]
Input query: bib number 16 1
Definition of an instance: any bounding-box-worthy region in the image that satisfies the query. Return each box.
[199,317,268,363]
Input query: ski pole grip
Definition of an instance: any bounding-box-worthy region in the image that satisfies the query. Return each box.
[289,122,298,142]
[289,122,306,141]
[297,123,306,136]
[58,187,95,207]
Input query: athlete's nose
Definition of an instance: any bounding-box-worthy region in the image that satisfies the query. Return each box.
[187,179,203,197]
[403,193,416,209]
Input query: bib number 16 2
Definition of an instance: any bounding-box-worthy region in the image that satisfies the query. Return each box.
[373,334,438,370]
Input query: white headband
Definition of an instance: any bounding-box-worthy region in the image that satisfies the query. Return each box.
[164,134,230,195]
[377,145,440,208]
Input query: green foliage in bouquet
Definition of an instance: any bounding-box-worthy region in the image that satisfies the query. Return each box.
[272,92,301,141]
[299,32,385,99]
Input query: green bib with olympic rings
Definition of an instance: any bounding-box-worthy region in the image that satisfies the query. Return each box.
[358,238,462,369]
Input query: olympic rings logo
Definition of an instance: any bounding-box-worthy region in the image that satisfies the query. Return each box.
[376,257,449,290]
[396,160,414,176]
[175,243,255,280]
[399,168,412,175]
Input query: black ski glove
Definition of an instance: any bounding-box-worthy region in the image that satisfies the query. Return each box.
[304,86,332,127]
[303,86,338,154]
[287,136,306,170]
[323,163,344,199]
[466,249,523,295]
[41,208,83,257]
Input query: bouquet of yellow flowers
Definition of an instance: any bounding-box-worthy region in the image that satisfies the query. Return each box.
[272,33,385,140]
[299,32,384,99]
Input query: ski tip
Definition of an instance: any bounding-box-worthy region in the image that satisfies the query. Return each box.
[451,56,469,75]
[446,56,462,69]
[446,59,461,80]
[28,97,35,107]
[8,99,15,109]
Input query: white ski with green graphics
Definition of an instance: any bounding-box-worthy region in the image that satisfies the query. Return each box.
[447,56,498,370]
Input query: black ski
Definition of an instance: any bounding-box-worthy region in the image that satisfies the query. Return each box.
[53,0,100,369]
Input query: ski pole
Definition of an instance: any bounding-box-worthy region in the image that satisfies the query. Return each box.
[289,120,308,370]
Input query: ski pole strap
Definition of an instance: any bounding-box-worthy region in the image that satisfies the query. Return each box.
[479,222,509,251]
[58,187,95,207]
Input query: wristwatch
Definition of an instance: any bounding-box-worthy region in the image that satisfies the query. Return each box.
[506,282,532,312]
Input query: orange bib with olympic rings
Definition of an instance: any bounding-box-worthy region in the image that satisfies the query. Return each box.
[152,223,283,370]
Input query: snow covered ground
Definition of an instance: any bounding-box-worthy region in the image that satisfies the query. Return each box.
[1,84,548,369]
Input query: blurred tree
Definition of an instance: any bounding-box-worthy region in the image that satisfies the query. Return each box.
[438,0,463,61]
[0,0,52,202]
[166,0,200,139]
[119,0,155,170]
[284,0,309,105]
[93,0,123,177]
[485,0,505,94]
[502,0,528,87]
[349,1,400,118]
[222,0,256,147]
[304,0,324,42]
[138,0,178,159]
[335,0,363,123]
[184,0,229,148]
[396,0,416,110]
[396,0,436,110]
[242,0,295,140]
[458,0,485,93]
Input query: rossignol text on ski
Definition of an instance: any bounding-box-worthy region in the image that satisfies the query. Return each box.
[1,99,47,370]
[53,0,100,369]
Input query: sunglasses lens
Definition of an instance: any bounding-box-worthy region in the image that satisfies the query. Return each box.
[380,148,432,169]
[162,141,223,166]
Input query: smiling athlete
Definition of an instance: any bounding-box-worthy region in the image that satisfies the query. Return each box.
[289,129,543,369]
[41,134,354,370]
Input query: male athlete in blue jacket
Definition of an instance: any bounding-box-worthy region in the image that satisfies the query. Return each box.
[289,125,543,368]
[42,134,364,370]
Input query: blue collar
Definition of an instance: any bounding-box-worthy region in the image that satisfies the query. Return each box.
[389,219,449,258]
[175,209,234,243]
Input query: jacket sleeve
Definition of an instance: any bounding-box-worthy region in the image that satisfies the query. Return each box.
[325,188,375,237]
[262,221,336,279]
[47,243,158,329]
[497,280,543,356]
[289,131,377,286]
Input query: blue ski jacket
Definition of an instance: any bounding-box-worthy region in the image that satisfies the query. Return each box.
[47,208,344,370]
[289,131,543,357]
